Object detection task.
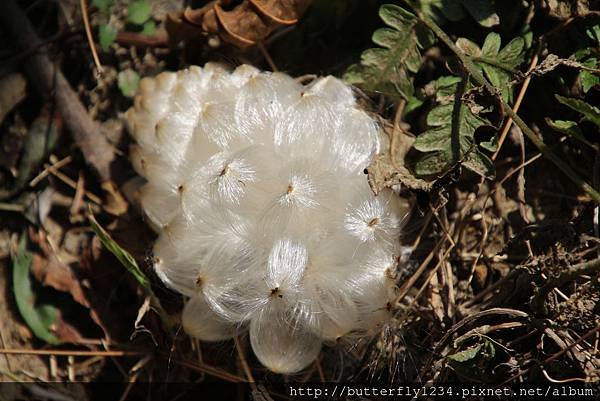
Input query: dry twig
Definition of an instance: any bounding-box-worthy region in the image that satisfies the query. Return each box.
[0,0,117,182]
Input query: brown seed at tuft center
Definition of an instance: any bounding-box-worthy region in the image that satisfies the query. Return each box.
[286,184,294,194]
[368,217,379,227]
[219,164,230,177]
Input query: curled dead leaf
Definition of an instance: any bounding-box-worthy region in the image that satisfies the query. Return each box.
[367,126,434,194]
[28,226,113,340]
[170,0,311,48]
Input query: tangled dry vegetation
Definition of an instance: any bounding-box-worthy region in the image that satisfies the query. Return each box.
[0,0,599,399]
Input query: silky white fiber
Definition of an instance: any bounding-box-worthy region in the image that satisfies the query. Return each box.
[126,63,409,374]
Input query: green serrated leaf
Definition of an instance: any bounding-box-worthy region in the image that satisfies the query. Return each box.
[556,95,600,128]
[118,69,140,98]
[413,76,493,177]
[99,24,118,52]
[379,3,415,26]
[471,33,525,103]
[12,235,60,344]
[448,344,483,362]
[497,37,525,65]
[481,32,501,58]
[343,3,432,100]
[92,0,114,13]
[127,0,152,25]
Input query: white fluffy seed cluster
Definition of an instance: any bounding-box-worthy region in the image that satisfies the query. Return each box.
[126,63,408,374]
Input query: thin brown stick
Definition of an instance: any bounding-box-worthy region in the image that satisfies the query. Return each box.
[502,325,600,385]
[118,371,140,401]
[1,0,116,182]
[168,356,246,383]
[0,348,142,357]
[394,237,446,305]
[315,356,325,382]
[234,335,256,390]
[410,210,433,252]
[44,162,103,205]
[29,155,73,186]
[80,0,103,76]
[492,51,540,160]
[257,41,278,72]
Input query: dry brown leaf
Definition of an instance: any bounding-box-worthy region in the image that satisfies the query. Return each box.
[28,227,113,340]
[172,0,311,48]
[367,129,434,194]
[211,2,278,47]
[544,0,591,19]
[250,0,311,24]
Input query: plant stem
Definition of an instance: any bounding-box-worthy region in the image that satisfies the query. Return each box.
[415,9,600,204]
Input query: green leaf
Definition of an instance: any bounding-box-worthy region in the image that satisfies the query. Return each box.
[92,0,114,13]
[405,95,424,115]
[88,212,174,332]
[546,119,583,136]
[497,37,525,65]
[99,24,118,52]
[127,0,152,25]
[448,344,482,362]
[580,70,599,94]
[12,235,60,344]
[414,150,452,176]
[413,76,493,177]
[463,33,525,103]
[580,58,599,93]
[141,20,156,36]
[546,118,594,148]
[586,23,600,43]
[435,75,462,98]
[88,213,150,291]
[556,95,600,128]
[344,4,433,101]
[118,69,140,98]
[481,32,501,58]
